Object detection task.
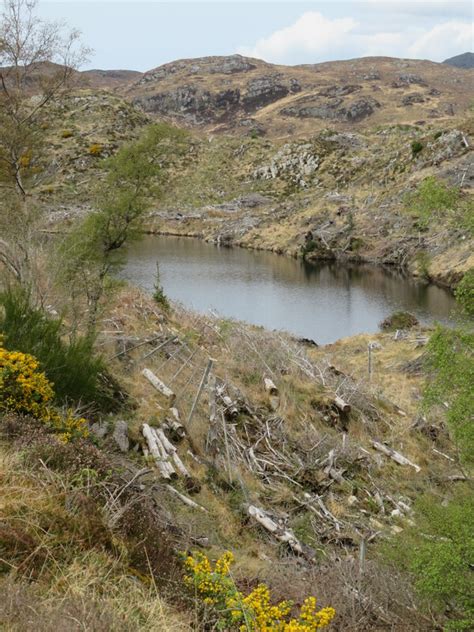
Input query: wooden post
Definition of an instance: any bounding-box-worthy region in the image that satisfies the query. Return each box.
[368,343,373,380]
[359,537,367,576]
[221,410,233,484]
[187,359,214,427]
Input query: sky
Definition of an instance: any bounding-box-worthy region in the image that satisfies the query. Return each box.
[37,1,474,71]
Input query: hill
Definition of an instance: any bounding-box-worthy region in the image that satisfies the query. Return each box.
[443,52,474,69]
[123,54,474,138]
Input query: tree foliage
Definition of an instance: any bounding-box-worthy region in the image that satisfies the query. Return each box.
[57,123,187,336]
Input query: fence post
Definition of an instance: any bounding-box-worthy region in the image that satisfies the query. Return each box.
[187,358,214,427]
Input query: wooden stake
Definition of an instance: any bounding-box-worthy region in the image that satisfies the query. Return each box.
[187,359,214,427]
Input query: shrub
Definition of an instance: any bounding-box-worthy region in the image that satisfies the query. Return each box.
[0,345,87,441]
[455,269,474,317]
[411,140,423,157]
[379,311,419,331]
[183,550,335,630]
[405,176,459,230]
[88,143,103,156]
[384,489,474,631]
[0,287,122,412]
[61,129,73,138]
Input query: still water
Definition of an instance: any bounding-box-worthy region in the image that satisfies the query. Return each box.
[122,235,457,344]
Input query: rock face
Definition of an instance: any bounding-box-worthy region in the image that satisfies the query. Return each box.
[123,55,474,135]
[134,85,241,123]
[281,95,380,122]
[243,75,301,111]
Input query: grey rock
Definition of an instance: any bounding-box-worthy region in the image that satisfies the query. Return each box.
[243,74,300,111]
[280,96,380,122]
[113,420,130,453]
[90,421,108,439]
[402,93,425,106]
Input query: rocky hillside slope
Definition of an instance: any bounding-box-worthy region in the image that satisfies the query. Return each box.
[30,54,473,288]
[123,55,474,138]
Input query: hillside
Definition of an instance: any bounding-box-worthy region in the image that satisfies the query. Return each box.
[2,41,474,632]
[21,55,471,291]
[123,55,474,138]
[443,52,474,69]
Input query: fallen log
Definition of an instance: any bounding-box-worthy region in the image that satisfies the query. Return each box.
[165,485,208,512]
[263,377,279,396]
[142,423,176,479]
[164,407,186,440]
[247,505,306,556]
[334,395,351,413]
[155,427,191,478]
[372,441,421,473]
[142,368,176,405]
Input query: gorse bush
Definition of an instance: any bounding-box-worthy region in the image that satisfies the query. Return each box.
[0,344,88,441]
[0,287,119,412]
[183,551,335,630]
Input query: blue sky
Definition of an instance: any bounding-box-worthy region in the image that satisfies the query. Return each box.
[38,1,473,71]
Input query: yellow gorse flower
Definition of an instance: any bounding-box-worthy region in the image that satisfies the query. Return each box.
[0,345,88,441]
[183,551,335,630]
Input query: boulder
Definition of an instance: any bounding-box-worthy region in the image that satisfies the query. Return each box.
[113,420,130,453]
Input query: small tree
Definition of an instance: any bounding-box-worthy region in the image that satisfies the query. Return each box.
[0,0,89,292]
[58,123,186,337]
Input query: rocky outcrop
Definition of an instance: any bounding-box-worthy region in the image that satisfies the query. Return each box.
[243,75,301,111]
[138,55,257,85]
[401,93,426,106]
[253,142,320,187]
[281,95,380,122]
[133,85,241,123]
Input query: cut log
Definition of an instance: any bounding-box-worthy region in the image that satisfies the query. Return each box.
[217,386,239,418]
[263,377,279,395]
[155,427,191,478]
[142,368,176,405]
[334,395,351,413]
[247,505,305,556]
[165,485,208,512]
[372,441,421,473]
[165,408,186,440]
[142,423,176,479]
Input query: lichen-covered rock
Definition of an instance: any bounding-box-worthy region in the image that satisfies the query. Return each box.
[402,93,426,106]
[133,85,240,123]
[253,142,320,187]
[281,96,380,122]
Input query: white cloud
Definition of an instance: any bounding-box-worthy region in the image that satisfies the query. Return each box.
[238,10,473,64]
[238,12,358,64]
[408,20,473,60]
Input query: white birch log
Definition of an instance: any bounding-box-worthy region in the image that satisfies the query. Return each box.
[165,408,186,440]
[334,395,351,413]
[155,427,191,478]
[248,505,303,555]
[142,368,176,404]
[372,441,421,472]
[142,424,176,479]
[263,377,279,395]
[165,485,208,512]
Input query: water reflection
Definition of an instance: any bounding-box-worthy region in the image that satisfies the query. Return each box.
[121,235,458,344]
